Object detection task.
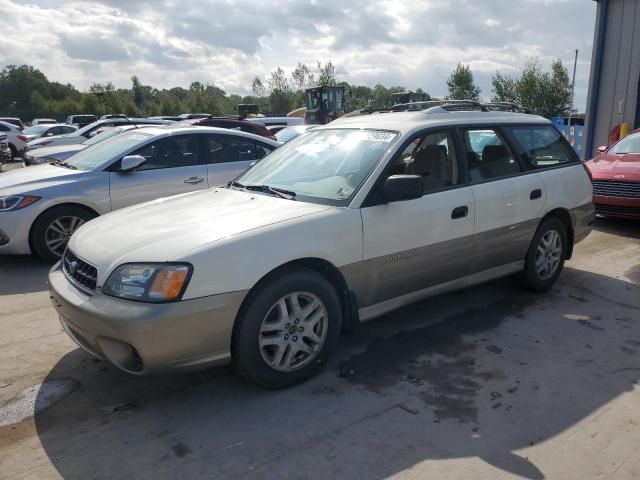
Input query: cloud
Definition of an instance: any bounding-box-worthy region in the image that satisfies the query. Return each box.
[0,0,596,109]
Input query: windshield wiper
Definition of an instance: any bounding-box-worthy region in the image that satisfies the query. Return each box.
[57,161,77,170]
[228,181,296,200]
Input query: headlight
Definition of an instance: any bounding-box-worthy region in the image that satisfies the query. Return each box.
[103,263,192,302]
[0,195,41,212]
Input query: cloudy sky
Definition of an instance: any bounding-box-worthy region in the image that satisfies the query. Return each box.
[0,0,597,110]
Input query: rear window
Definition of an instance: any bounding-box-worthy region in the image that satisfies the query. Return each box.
[508,125,578,168]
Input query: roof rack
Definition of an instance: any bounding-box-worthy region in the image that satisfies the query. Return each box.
[481,102,534,114]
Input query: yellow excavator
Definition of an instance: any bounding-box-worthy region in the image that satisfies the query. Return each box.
[287,86,347,124]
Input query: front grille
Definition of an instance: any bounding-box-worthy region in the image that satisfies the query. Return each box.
[592,180,640,199]
[595,203,640,218]
[63,249,97,294]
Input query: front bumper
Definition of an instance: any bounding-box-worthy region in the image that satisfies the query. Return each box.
[49,265,248,374]
[593,195,640,219]
[0,206,42,254]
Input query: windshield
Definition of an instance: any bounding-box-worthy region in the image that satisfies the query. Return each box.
[609,132,640,154]
[81,127,124,146]
[64,131,152,171]
[236,129,398,206]
[24,125,49,135]
[71,121,103,137]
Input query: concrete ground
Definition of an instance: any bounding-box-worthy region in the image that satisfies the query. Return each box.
[0,217,639,480]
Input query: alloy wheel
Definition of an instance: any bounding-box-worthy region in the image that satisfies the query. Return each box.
[535,229,562,280]
[258,291,329,372]
[44,216,85,258]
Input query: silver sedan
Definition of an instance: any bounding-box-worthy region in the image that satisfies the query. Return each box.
[0,125,279,261]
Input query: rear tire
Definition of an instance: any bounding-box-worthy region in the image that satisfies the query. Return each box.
[31,206,97,262]
[232,268,342,389]
[518,217,568,292]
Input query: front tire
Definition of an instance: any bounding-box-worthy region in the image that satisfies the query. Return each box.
[519,217,568,292]
[232,268,342,389]
[31,206,97,262]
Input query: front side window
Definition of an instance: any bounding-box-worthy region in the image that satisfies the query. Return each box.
[65,131,153,171]
[463,129,521,182]
[236,129,399,205]
[509,125,578,168]
[134,134,200,171]
[388,130,457,192]
[608,132,640,154]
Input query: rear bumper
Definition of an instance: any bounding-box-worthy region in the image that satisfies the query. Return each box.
[49,265,248,374]
[571,202,596,244]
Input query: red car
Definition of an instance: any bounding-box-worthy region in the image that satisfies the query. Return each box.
[180,118,277,141]
[584,130,640,219]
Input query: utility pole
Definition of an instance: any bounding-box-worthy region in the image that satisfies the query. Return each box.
[568,49,578,126]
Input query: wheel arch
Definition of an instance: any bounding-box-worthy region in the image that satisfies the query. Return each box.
[28,202,100,253]
[541,208,574,259]
[237,257,359,334]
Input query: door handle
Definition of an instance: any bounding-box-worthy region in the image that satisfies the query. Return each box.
[530,188,542,200]
[184,177,204,185]
[451,206,469,219]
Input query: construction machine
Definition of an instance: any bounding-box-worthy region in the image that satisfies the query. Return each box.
[303,86,346,125]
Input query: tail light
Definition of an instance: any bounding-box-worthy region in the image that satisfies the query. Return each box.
[17,134,27,142]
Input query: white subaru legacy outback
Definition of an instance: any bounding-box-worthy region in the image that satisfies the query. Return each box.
[49,106,595,388]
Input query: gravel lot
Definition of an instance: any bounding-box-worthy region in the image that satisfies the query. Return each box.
[0,206,639,479]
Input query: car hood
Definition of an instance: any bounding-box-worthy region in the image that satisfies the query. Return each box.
[68,187,332,279]
[29,144,86,159]
[587,153,640,181]
[0,164,85,194]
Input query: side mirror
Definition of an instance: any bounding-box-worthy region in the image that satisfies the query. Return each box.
[120,155,146,172]
[45,132,54,137]
[597,145,608,153]
[88,131,98,138]
[383,175,424,203]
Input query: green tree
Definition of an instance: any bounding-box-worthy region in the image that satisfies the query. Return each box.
[446,63,481,100]
[317,60,337,86]
[491,58,573,117]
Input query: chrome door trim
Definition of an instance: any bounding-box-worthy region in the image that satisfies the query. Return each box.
[357,260,524,323]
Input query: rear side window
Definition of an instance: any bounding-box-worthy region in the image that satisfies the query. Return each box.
[462,129,521,182]
[508,126,578,168]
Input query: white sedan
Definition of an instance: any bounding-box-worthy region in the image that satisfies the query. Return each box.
[0,125,278,260]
